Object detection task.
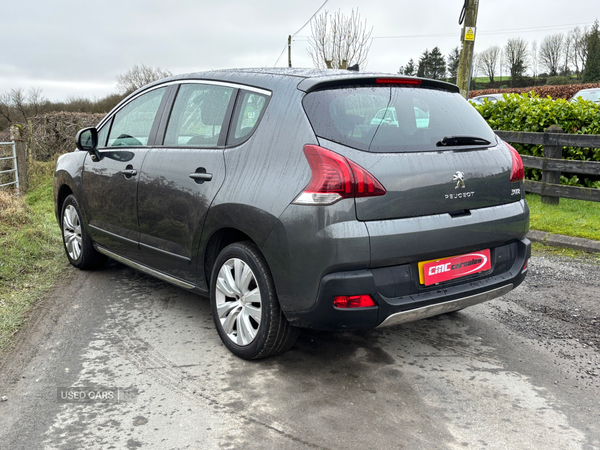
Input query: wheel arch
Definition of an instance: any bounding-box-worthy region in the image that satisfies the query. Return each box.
[55,184,74,224]
[203,227,256,290]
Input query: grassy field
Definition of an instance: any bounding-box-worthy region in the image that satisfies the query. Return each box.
[0,161,69,351]
[527,193,600,241]
[472,76,511,84]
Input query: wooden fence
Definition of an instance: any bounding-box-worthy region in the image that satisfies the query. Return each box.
[495,124,600,204]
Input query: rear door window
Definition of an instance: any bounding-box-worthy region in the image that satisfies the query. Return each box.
[303,87,496,153]
[164,84,234,147]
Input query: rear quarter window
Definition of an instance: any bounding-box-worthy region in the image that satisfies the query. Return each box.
[303,86,496,153]
[227,91,269,146]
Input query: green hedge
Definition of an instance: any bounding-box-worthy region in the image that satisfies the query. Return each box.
[473,93,600,188]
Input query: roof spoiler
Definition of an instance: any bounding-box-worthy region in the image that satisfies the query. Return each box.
[297,75,459,94]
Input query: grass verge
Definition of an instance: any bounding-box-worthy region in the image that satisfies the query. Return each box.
[0,160,69,351]
[532,242,600,263]
[527,193,600,241]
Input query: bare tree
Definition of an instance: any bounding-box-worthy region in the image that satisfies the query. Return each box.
[471,53,480,79]
[116,64,173,95]
[571,26,589,78]
[0,87,48,129]
[530,41,539,78]
[27,88,47,117]
[11,88,29,122]
[539,34,564,76]
[504,38,528,86]
[562,34,573,75]
[477,46,501,83]
[308,9,373,70]
[0,92,14,124]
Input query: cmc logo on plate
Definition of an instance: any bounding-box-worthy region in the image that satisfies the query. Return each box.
[422,249,491,286]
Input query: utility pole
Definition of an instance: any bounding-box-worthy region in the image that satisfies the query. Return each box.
[456,0,480,99]
[288,35,292,68]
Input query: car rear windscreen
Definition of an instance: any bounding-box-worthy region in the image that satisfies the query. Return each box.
[302,86,496,153]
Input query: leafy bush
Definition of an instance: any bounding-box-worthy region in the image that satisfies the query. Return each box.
[473,93,600,187]
[470,82,600,100]
[546,76,577,86]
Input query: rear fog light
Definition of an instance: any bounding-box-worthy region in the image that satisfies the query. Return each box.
[334,295,376,308]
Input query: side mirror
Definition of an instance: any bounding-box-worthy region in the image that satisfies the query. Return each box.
[75,127,98,152]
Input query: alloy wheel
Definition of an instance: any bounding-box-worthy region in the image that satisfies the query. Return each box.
[214,258,262,346]
[62,204,83,261]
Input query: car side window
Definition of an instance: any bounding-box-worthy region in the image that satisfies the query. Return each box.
[107,87,166,147]
[97,121,110,148]
[232,92,268,141]
[164,84,234,147]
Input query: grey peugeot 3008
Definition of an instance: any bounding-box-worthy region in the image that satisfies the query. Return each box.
[54,68,530,359]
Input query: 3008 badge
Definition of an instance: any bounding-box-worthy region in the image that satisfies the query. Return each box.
[420,249,492,286]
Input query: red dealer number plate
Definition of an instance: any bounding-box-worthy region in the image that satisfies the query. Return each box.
[419,249,491,286]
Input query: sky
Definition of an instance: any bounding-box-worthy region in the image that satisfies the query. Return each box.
[1,0,597,101]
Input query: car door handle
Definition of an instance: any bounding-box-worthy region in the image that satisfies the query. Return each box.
[121,164,138,178]
[189,169,212,184]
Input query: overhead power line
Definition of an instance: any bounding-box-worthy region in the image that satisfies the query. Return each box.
[291,0,329,37]
[293,21,595,42]
[274,0,330,66]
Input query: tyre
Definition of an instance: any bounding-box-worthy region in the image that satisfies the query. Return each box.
[210,242,299,359]
[60,195,107,269]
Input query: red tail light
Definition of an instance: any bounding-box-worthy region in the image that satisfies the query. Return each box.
[506,142,524,182]
[334,295,376,308]
[293,145,386,205]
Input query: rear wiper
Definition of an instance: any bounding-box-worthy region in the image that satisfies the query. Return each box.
[436,135,491,147]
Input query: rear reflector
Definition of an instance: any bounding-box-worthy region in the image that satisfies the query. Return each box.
[293,145,386,205]
[376,78,422,86]
[334,295,376,309]
[506,142,525,182]
[522,259,529,274]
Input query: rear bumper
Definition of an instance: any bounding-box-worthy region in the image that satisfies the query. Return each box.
[377,284,513,327]
[285,238,530,330]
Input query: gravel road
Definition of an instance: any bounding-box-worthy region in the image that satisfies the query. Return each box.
[1,250,599,449]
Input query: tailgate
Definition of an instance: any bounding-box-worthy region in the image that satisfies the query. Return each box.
[354,143,518,221]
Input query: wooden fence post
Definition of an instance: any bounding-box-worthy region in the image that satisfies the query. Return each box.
[541,124,563,205]
[9,124,28,194]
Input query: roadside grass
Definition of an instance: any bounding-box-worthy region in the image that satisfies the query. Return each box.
[0,160,69,351]
[527,193,600,241]
[531,242,600,263]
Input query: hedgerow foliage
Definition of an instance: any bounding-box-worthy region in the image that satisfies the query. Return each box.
[473,93,600,187]
[28,112,104,161]
[470,82,600,100]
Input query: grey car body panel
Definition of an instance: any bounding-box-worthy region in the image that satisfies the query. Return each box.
[366,200,529,268]
[81,149,150,262]
[54,68,531,332]
[262,199,371,313]
[137,147,227,282]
